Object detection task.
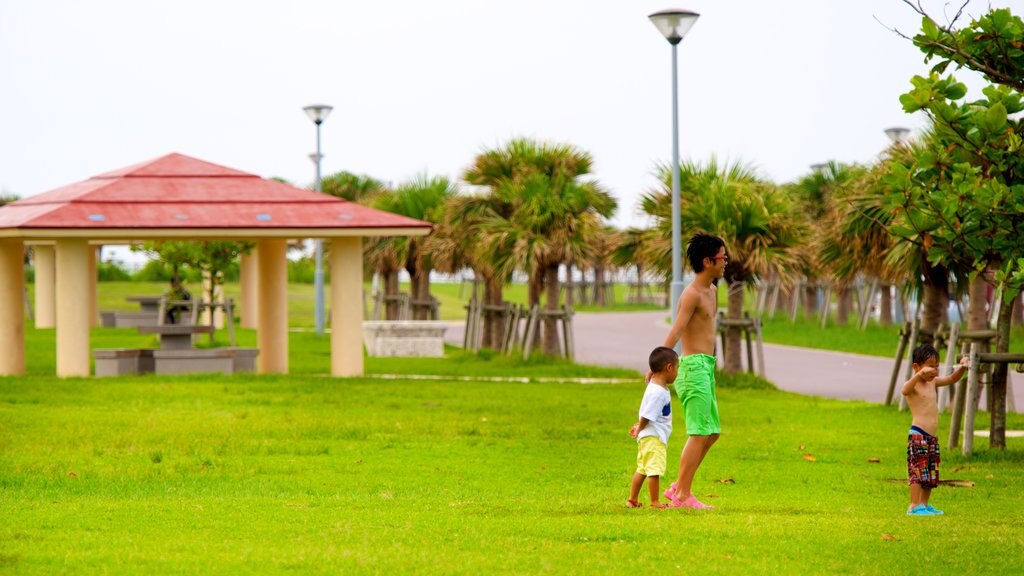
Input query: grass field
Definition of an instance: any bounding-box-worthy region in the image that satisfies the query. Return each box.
[2,355,1023,575]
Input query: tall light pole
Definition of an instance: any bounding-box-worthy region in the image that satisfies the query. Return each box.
[304,104,333,336]
[649,9,700,326]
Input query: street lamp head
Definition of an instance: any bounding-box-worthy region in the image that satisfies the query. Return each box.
[309,152,323,164]
[810,163,828,173]
[649,9,700,45]
[884,126,911,144]
[303,104,333,125]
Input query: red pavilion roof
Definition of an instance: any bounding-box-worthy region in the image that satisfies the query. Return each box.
[0,153,431,239]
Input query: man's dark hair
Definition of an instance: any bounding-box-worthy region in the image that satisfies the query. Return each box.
[912,344,939,365]
[687,232,726,273]
[649,346,679,373]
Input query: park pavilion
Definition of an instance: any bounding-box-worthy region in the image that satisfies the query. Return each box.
[0,153,431,377]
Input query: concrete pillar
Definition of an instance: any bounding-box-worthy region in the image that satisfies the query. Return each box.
[240,250,258,329]
[330,237,364,376]
[56,239,91,377]
[88,246,98,327]
[34,244,56,328]
[257,239,288,374]
[0,239,26,375]
[201,271,224,328]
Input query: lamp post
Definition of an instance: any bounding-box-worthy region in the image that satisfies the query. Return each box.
[884,126,911,145]
[649,9,700,327]
[304,104,333,336]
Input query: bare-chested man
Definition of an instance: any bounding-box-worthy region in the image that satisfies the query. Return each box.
[661,233,727,509]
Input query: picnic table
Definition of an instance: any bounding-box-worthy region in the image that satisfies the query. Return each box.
[125,296,162,314]
[136,324,214,350]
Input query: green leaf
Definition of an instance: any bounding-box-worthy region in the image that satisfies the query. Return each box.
[944,81,968,100]
[982,102,1008,134]
[899,93,923,113]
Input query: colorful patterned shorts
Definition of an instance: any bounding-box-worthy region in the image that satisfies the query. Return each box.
[907,426,940,488]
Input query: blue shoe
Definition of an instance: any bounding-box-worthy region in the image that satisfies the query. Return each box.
[925,505,944,515]
[907,505,935,516]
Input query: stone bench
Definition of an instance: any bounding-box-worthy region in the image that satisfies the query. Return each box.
[93,347,258,376]
[152,347,258,375]
[94,348,156,377]
[362,321,448,357]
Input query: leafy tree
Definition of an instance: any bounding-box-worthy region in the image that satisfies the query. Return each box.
[886,4,1024,448]
[134,241,254,340]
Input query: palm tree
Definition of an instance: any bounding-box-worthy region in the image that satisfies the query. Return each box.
[464,138,616,355]
[368,175,456,320]
[786,162,870,322]
[320,171,388,204]
[613,226,663,305]
[582,225,622,307]
[817,162,901,327]
[645,158,804,372]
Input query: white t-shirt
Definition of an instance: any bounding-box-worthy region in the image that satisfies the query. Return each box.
[637,382,672,445]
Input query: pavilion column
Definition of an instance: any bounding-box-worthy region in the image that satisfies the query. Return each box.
[34,244,56,328]
[0,239,26,375]
[56,239,91,377]
[257,239,288,374]
[88,246,98,327]
[330,237,364,377]
[240,250,258,329]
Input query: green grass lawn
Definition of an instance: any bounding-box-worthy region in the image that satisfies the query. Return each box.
[2,355,1023,574]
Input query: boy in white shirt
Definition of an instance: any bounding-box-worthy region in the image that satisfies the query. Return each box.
[627,346,679,508]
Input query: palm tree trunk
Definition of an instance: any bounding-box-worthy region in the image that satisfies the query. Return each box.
[967,276,989,331]
[564,261,574,308]
[635,264,646,303]
[484,274,504,349]
[724,281,744,373]
[836,285,852,325]
[920,282,948,336]
[803,277,818,318]
[920,262,949,337]
[543,263,561,356]
[879,283,893,326]
[594,267,607,307]
[383,269,400,320]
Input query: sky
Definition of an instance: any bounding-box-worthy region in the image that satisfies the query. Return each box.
[0,0,1015,234]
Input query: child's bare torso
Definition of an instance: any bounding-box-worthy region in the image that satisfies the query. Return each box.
[906,380,939,436]
[681,283,717,357]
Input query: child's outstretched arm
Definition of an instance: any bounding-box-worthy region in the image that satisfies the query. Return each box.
[936,355,970,387]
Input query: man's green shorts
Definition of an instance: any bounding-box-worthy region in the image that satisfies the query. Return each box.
[673,354,720,436]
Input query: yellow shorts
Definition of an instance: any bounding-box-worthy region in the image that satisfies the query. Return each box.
[635,436,667,477]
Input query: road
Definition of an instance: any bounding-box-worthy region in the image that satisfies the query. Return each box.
[444,310,1022,411]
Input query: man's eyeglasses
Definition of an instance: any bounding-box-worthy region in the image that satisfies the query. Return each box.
[712,255,729,263]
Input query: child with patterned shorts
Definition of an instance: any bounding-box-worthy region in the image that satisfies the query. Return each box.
[901,343,968,516]
[627,346,679,509]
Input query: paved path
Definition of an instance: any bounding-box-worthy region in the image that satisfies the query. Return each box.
[444,310,1022,411]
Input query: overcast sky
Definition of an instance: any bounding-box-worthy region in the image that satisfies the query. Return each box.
[0,0,1014,230]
